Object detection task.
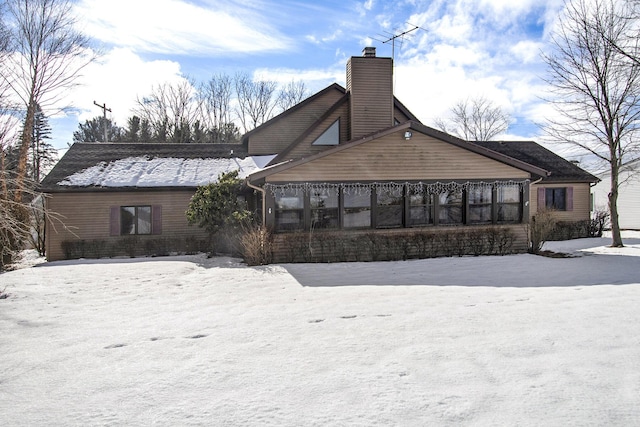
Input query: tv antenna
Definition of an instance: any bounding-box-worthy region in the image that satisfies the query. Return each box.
[372,24,420,61]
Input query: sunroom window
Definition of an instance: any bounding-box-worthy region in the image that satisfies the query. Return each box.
[275,189,304,231]
[376,187,403,228]
[498,185,521,222]
[438,190,463,225]
[311,189,339,229]
[468,186,492,224]
[343,192,371,228]
[408,188,434,226]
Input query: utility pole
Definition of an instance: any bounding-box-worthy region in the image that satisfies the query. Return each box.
[93,101,112,142]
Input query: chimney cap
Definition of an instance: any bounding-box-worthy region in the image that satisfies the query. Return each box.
[362,46,376,57]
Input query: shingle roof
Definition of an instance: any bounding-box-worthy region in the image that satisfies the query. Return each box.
[40,142,248,192]
[472,141,599,183]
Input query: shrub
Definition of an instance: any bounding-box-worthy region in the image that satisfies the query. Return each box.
[186,170,253,254]
[590,210,610,237]
[529,209,558,254]
[240,225,273,266]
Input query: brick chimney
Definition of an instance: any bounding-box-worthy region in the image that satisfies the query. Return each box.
[346,47,394,140]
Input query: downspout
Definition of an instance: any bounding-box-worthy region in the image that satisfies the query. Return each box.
[246,178,266,226]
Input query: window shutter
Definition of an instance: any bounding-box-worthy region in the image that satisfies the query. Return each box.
[110,206,120,236]
[537,188,545,211]
[152,205,162,235]
[566,187,573,211]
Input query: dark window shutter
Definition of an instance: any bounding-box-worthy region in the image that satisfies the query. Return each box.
[566,187,573,211]
[110,206,120,236]
[152,205,162,235]
[537,188,545,211]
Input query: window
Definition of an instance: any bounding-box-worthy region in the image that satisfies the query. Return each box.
[376,187,403,228]
[120,206,152,235]
[468,186,492,224]
[497,186,521,222]
[312,120,340,146]
[275,189,304,231]
[408,188,434,226]
[438,190,463,224]
[343,192,371,228]
[545,188,566,210]
[311,189,339,229]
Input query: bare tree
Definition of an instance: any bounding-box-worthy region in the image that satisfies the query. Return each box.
[199,74,233,143]
[133,79,201,143]
[434,96,511,141]
[541,0,640,247]
[276,80,310,112]
[234,72,278,133]
[0,0,93,202]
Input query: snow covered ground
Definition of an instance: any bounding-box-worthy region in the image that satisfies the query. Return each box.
[1,233,640,426]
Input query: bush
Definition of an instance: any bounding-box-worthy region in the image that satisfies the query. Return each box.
[590,210,610,237]
[268,226,519,264]
[529,209,558,254]
[240,225,273,266]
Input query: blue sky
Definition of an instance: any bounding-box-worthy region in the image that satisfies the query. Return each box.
[52,0,571,156]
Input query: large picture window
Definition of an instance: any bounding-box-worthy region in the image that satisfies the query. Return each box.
[275,189,304,231]
[344,192,371,228]
[468,186,493,224]
[376,187,403,228]
[121,206,152,235]
[438,190,463,225]
[311,189,339,229]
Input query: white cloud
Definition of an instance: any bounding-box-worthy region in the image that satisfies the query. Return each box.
[74,0,294,56]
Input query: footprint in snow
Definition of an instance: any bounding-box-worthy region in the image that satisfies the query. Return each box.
[104,343,127,349]
[187,334,208,339]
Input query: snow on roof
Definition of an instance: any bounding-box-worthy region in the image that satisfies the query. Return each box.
[57,155,276,188]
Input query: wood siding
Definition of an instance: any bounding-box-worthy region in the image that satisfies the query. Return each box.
[45,190,209,261]
[266,132,531,183]
[530,182,592,221]
[394,104,413,124]
[248,87,345,155]
[346,57,394,140]
[285,102,350,160]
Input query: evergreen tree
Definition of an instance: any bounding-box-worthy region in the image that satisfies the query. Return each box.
[30,105,56,182]
[72,116,124,143]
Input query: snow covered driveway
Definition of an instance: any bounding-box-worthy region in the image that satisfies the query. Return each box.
[1,235,640,426]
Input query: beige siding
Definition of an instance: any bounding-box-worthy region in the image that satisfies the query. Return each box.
[248,88,345,155]
[267,132,531,183]
[45,190,208,261]
[285,102,350,160]
[530,182,591,221]
[394,104,413,123]
[347,57,394,139]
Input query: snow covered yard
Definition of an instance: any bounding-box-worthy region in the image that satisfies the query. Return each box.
[2,235,640,426]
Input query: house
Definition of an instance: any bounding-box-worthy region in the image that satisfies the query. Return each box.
[40,143,273,261]
[244,47,599,262]
[591,159,640,230]
[41,47,598,263]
